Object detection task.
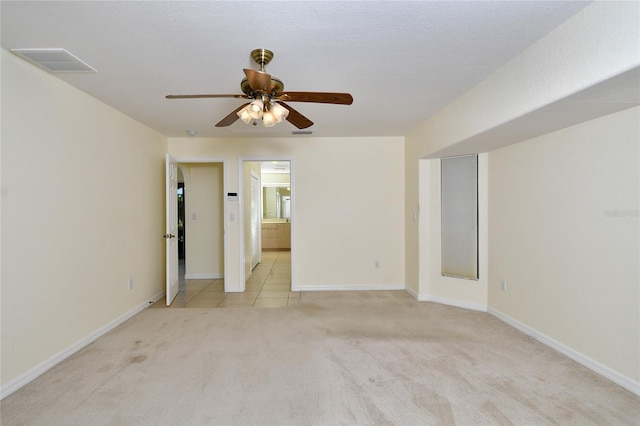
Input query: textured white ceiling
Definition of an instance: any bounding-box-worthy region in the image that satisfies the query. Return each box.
[1,1,592,139]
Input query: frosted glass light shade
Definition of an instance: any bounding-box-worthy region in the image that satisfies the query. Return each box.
[237,107,252,124]
[270,102,289,123]
[262,111,277,127]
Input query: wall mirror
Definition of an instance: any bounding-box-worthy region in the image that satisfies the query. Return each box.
[262,183,291,220]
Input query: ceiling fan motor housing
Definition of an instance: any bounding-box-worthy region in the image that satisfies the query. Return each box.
[240,76,284,97]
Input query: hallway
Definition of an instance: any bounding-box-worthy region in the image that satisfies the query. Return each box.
[152,251,298,309]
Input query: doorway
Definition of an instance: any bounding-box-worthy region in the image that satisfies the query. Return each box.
[177,178,186,284]
[242,159,294,291]
[178,162,226,286]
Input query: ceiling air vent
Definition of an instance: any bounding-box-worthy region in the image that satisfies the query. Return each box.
[292,130,313,135]
[10,48,96,73]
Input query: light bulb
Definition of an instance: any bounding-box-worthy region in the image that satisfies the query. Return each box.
[248,99,264,119]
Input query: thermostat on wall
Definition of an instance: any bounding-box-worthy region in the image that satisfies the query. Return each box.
[227,192,238,201]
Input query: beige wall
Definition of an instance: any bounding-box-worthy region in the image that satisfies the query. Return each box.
[1,49,167,390]
[180,163,224,278]
[404,138,421,296]
[415,154,489,311]
[488,107,639,382]
[169,137,405,291]
[404,2,639,392]
[262,172,290,185]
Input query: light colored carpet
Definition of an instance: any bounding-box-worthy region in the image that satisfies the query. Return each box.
[2,291,639,425]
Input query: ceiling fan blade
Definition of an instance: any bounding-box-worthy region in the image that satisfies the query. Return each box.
[166,94,248,99]
[243,68,272,93]
[277,92,353,105]
[215,103,250,127]
[279,102,314,129]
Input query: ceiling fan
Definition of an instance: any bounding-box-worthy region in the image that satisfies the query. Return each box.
[166,49,353,129]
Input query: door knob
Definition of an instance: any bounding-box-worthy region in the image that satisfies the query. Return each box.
[163,234,176,239]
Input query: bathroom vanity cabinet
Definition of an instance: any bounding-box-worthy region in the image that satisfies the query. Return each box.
[261,222,291,250]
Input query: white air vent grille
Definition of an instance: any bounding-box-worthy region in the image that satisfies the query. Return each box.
[10,48,96,73]
[292,130,313,135]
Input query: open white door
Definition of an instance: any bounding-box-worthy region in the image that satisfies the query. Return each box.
[165,154,179,305]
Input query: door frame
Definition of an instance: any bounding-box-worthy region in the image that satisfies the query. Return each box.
[172,156,229,292]
[239,156,296,291]
[249,170,262,271]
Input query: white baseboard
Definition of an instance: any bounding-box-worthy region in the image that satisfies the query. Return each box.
[0,290,165,400]
[184,273,223,280]
[404,286,419,299]
[293,283,405,292]
[489,307,640,397]
[415,293,488,312]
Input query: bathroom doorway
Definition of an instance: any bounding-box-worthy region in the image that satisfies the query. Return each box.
[241,159,294,291]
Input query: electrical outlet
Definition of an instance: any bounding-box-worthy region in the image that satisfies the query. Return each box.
[128,277,133,290]
[501,279,507,292]
[374,259,380,269]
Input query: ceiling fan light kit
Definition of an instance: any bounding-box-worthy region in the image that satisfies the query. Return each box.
[166,48,353,130]
[238,97,290,127]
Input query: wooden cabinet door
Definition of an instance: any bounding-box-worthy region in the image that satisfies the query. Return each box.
[277,223,291,249]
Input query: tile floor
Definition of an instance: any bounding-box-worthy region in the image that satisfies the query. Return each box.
[152,251,299,309]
